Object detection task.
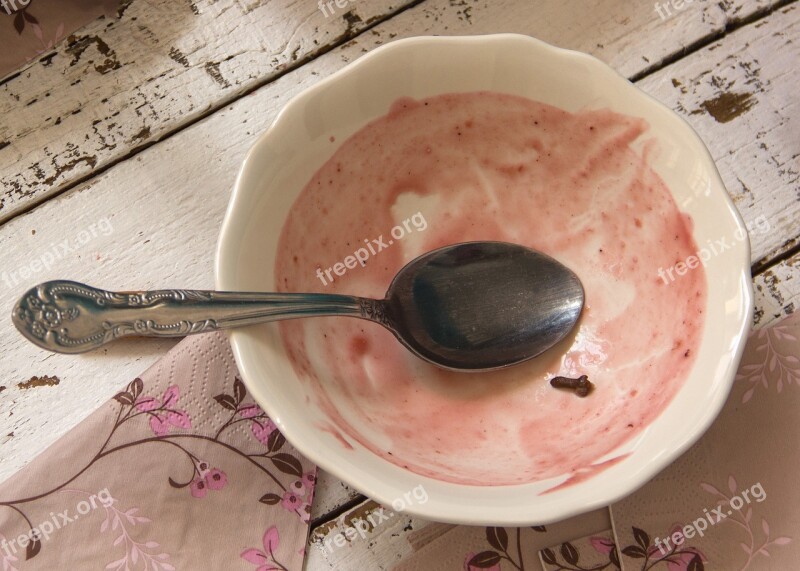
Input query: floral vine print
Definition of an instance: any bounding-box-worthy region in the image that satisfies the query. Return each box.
[241,526,290,571]
[1,0,38,34]
[736,324,799,403]
[0,532,18,571]
[464,525,547,570]
[700,476,791,570]
[92,492,170,571]
[1,1,64,53]
[615,526,704,571]
[461,525,708,571]
[539,535,621,571]
[0,376,312,569]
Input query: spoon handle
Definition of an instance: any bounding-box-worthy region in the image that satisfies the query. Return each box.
[12,280,384,354]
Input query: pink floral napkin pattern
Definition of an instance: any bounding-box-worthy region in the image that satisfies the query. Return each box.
[390,508,615,570]
[0,0,122,79]
[0,331,315,570]
[611,312,799,570]
[539,533,621,571]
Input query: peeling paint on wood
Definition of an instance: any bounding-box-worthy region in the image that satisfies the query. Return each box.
[700,91,756,122]
[0,0,787,224]
[754,251,800,326]
[131,126,151,143]
[342,11,362,28]
[306,498,421,570]
[168,47,191,68]
[638,6,800,266]
[65,34,122,74]
[0,0,421,223]
[203,61,231,88]
[17,375,60,389]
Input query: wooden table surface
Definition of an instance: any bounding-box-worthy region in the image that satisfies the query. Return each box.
[1,0,798,568]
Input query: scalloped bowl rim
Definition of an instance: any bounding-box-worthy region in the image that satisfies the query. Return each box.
[216,34,753,525]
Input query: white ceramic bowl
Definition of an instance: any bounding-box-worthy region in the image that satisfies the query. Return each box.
[216,34,753,525]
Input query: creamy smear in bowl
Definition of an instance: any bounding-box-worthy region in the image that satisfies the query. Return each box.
[275,91,706,486]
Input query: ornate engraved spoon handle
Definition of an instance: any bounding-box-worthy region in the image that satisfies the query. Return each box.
[12,280,384,354]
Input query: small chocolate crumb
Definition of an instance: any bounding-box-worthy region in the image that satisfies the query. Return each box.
[550,375,594,398]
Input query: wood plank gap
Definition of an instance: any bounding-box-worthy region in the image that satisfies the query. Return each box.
[310,493,368,529]
[0,68,23,88]
[754,238,800,275]
[630,0,797,82]
[0,0,428,227]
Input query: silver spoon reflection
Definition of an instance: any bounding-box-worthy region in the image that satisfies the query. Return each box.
[12,242,584,371]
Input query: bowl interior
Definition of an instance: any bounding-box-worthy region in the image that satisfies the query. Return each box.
[216,34,752,525]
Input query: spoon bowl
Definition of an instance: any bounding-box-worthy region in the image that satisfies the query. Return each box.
[13,242,583,370]
[386,242,584,370]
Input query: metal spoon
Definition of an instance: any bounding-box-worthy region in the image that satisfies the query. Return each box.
[12,241,584,371]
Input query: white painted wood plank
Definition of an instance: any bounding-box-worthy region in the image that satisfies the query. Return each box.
[0,0,419,221]
[0,0,785,222]
[1,0,797,525]
[304,499,612,571]
[310,469,362,523]
[636,3,800,266]
[754,252,800,326]
[306,499,423,570]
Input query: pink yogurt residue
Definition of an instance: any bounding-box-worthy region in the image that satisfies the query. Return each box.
[275,92,706,486]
